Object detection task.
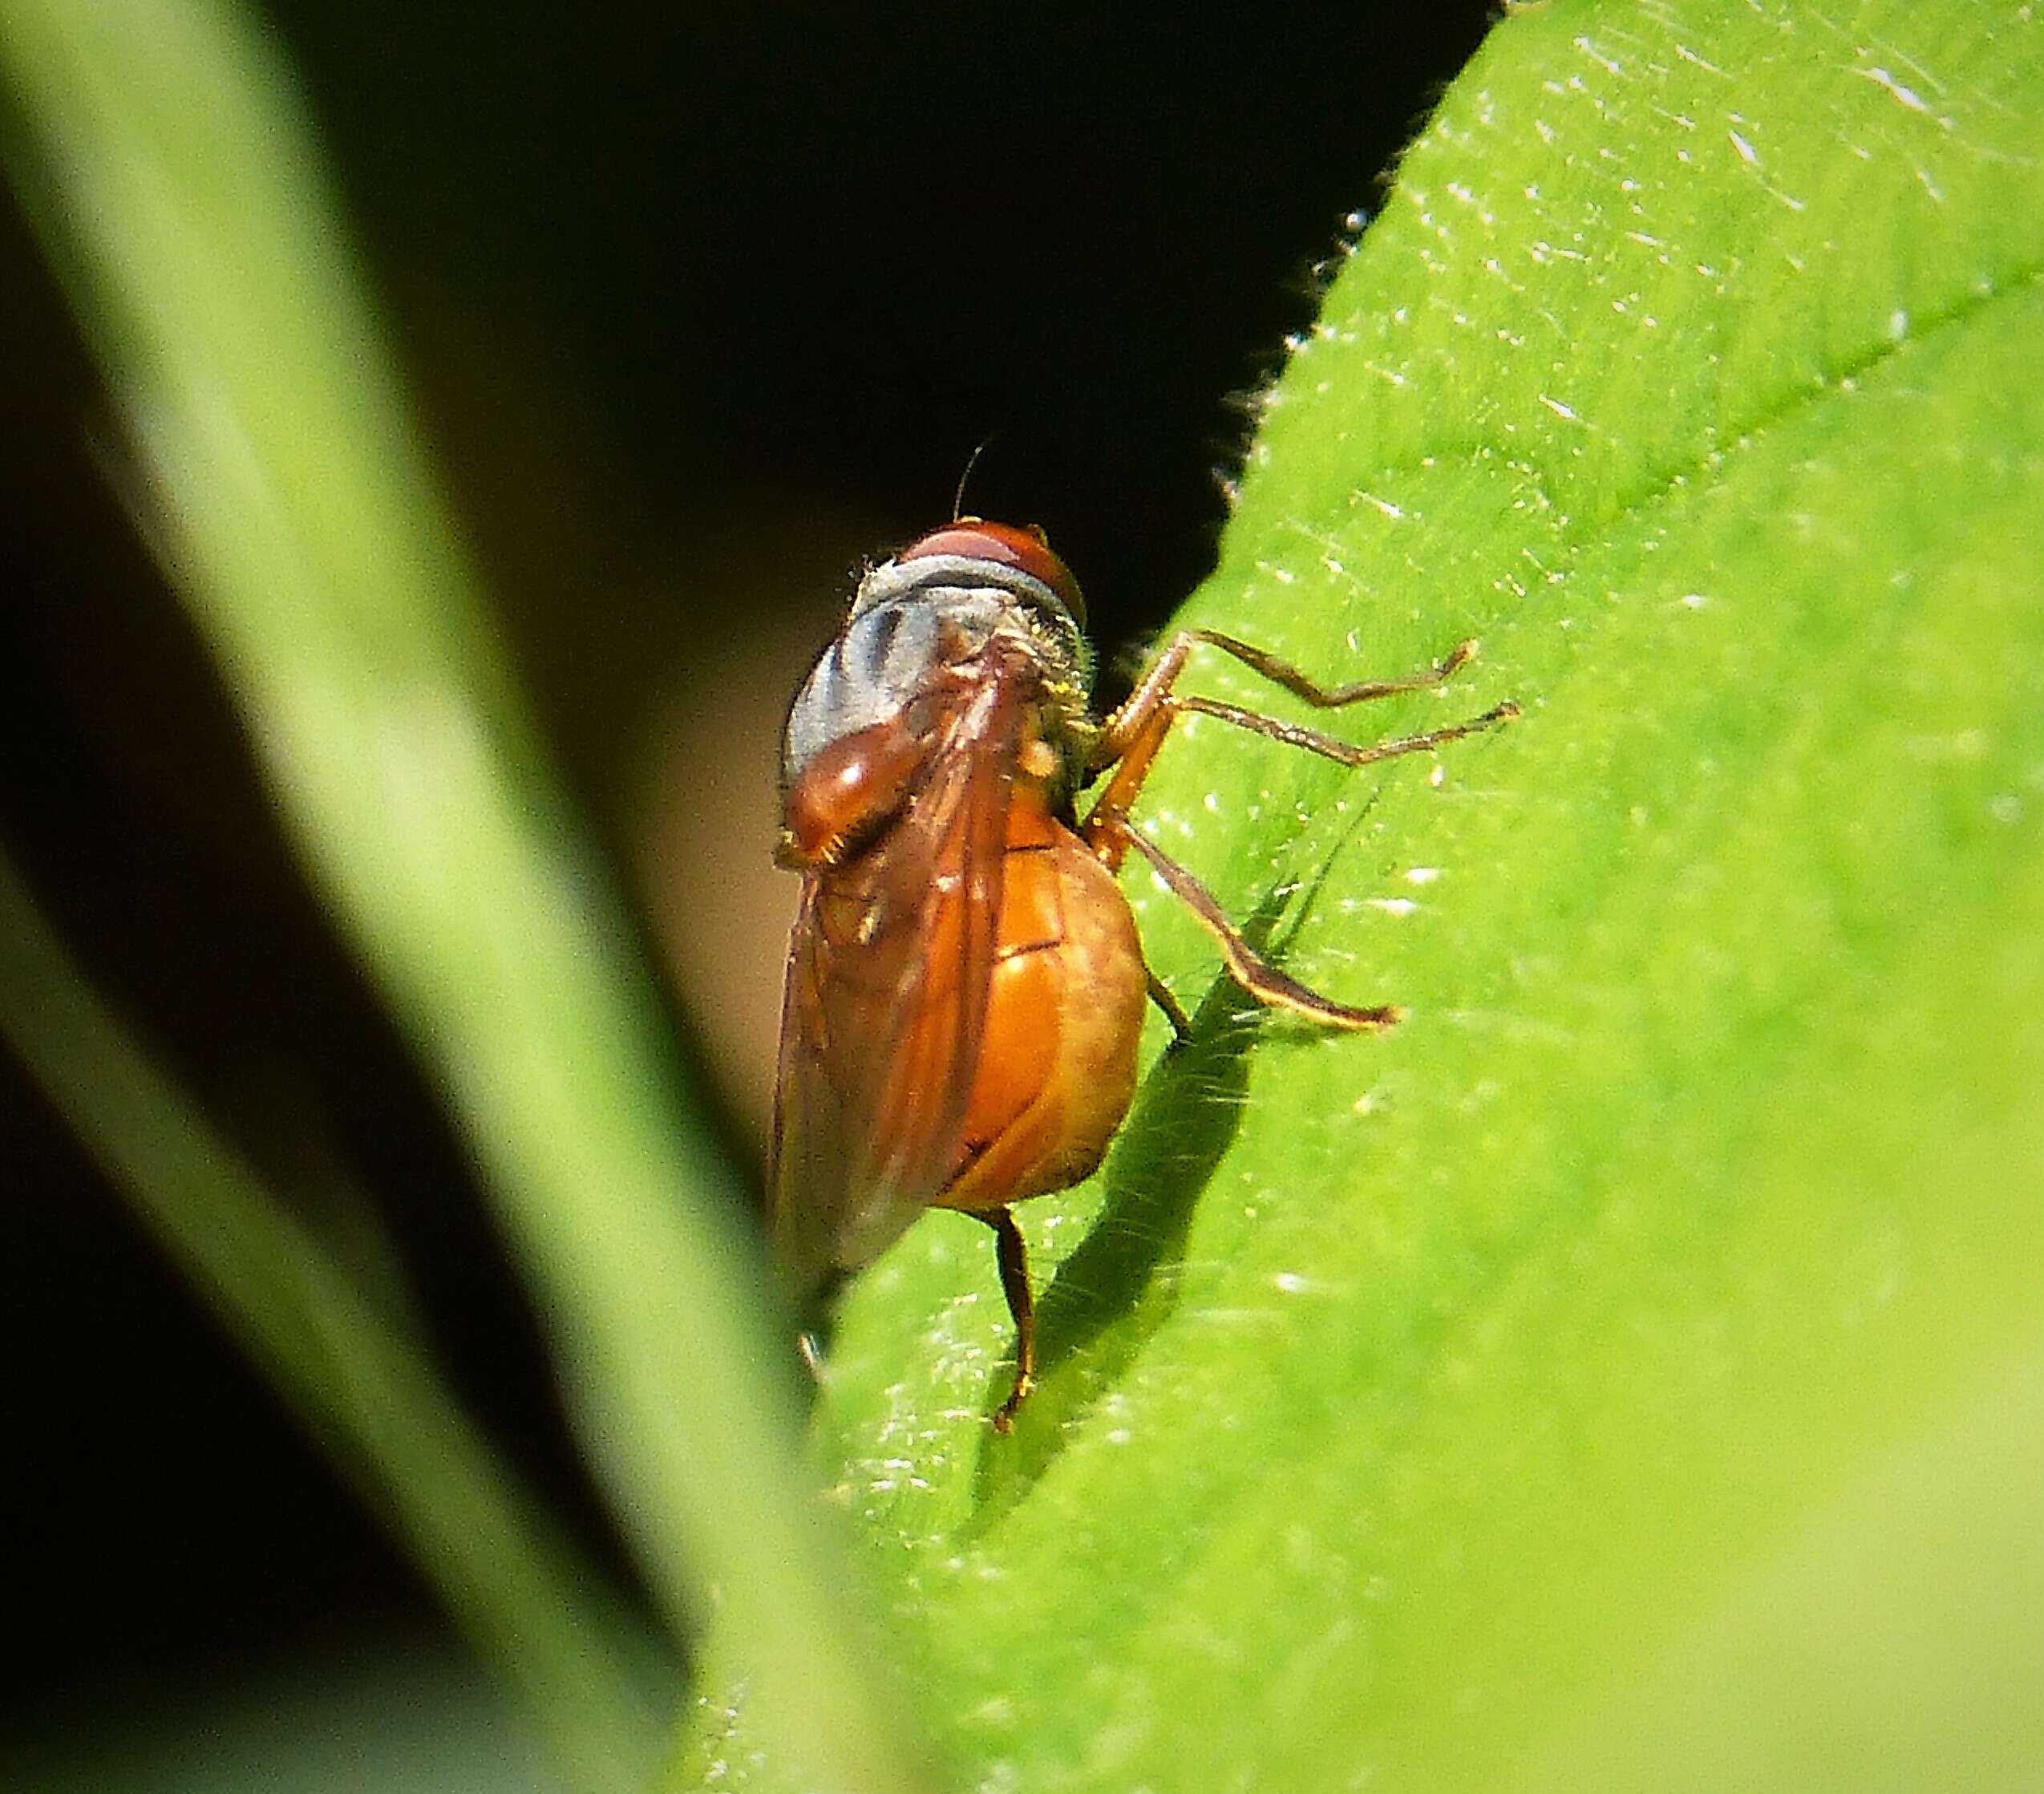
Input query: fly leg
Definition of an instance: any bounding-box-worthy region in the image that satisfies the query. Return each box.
[1145,965,1194,1045]
[1091,629,1486,772]
[1095,813,1402,1029]
[1081,629,1515,1025]
[981,1205,1037,1432]
[1084,630,1512,868]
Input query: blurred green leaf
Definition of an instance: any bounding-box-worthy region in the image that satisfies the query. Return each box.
[0,1629,555,1794]
[0,850,662,1793]
[0,0,926,1788]
[683,2,2044,1788]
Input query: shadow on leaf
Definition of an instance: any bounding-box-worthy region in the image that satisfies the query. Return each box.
[969,877,1322,1521]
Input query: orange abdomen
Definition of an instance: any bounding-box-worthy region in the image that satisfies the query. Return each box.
[938,792,1148,1214]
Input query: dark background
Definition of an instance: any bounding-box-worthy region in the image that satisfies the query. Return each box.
[0,0,1494,1725]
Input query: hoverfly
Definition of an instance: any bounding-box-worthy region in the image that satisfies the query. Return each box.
[770,520,1514,1429]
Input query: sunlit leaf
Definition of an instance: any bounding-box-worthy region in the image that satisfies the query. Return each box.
[685,2,2044,1787]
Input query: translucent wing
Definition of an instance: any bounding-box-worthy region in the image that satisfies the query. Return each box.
[768,639,1038,1301]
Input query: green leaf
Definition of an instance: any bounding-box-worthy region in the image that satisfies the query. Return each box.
[0,851,663,1793]
[0,2,927,1788]
[686,2,2044,1787]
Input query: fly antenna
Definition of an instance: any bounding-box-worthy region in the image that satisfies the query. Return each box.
[952,436,995,521]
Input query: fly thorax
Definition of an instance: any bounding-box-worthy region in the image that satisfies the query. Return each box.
[782,553,1092,788]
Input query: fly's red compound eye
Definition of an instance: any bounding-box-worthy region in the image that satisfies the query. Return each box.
[897,520,1086,626]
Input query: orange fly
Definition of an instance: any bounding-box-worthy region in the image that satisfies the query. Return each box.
[769,521,1514,1429]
